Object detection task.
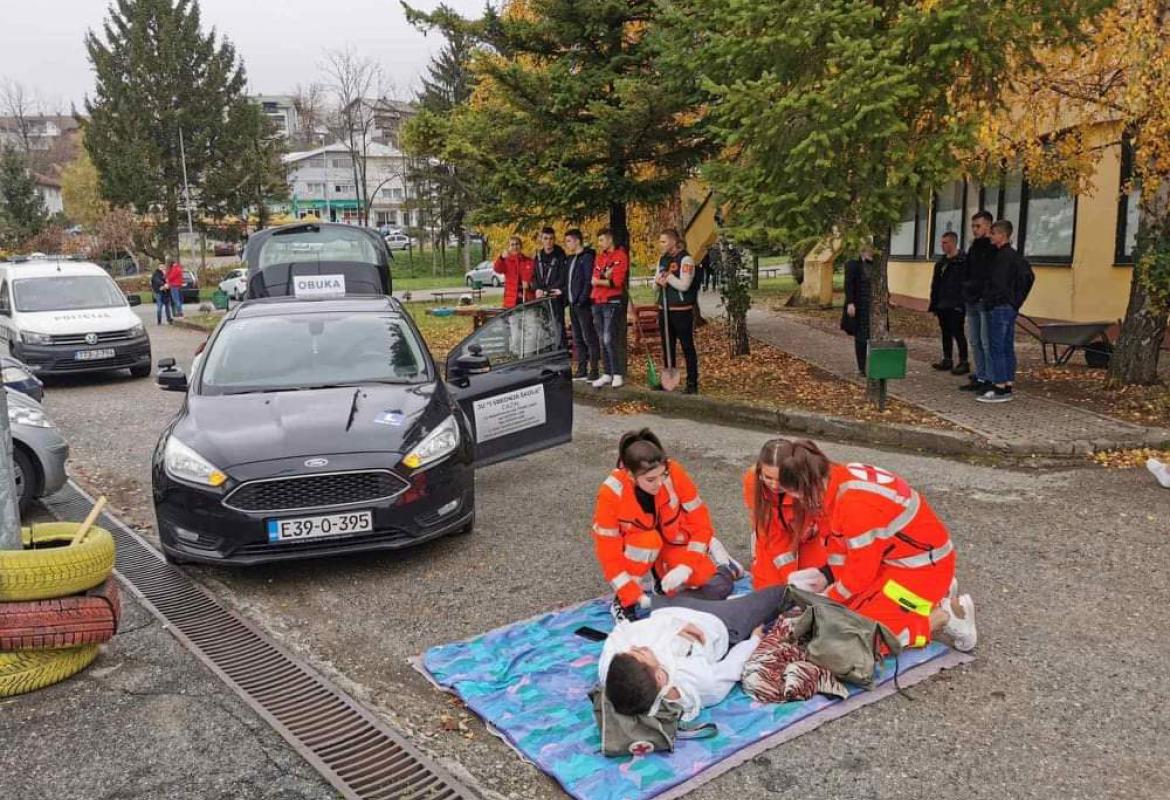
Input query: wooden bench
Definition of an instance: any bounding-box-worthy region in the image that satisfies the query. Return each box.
[430,288,483,304]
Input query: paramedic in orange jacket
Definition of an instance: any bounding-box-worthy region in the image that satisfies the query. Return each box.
[592,429,735,622]
[493,235,536,308]
[766,439,977,651]
[744,439,829,590]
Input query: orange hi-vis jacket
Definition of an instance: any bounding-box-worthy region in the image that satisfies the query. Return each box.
[821,462,956,647]
[742,468,828,590]
[591,460,717,607]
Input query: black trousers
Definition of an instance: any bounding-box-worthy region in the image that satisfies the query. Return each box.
[937,309,968,362]
[569,304,600,377]
[660,307,698,389]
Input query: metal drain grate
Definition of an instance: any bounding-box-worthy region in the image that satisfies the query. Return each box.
[43,482,478,800]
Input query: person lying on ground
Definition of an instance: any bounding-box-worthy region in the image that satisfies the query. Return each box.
[765,439,977,652]
[599,587,786,720]
[592,428,741,624]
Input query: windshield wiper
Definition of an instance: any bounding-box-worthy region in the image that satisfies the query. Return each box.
[345,388,361,432]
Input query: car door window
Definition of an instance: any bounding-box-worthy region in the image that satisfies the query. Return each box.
[449,301,562,373]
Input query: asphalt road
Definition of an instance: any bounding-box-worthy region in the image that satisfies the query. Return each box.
[25,304,1170,800]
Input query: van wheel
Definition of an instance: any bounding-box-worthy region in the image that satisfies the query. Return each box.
[129,364,151,379]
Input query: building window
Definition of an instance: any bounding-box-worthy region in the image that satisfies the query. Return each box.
[1023,181,1076,260]
[1001,173,1024,236]
[381,188,393,199]
[334,184,353,195]
[392,188,404,200]
[331,158,352,170]
[890,199,928,258]
[932,180,967,255]
[1116,138,1141,263]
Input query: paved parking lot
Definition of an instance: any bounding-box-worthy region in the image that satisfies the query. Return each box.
[26,304,1170,799]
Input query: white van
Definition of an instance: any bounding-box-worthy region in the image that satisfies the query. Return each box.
[0,259,152,377]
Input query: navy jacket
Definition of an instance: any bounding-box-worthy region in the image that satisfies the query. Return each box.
[566,247,596,307]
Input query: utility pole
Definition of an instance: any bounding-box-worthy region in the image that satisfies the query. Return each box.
[0,389,23,550]
[178,127,198,268]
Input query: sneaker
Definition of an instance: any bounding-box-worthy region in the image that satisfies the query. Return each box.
[610,596,637,624]
[976,386,1013,403]
[943,594,977,652]
[592,374,613,388]
[950,361,970,376]
[611,375,624,389]
[959,379,988,392]
[931,359,953,371]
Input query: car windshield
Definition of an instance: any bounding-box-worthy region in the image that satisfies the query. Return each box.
[14,275,127,313]
[258,227,380,268]
[199,312,430,395]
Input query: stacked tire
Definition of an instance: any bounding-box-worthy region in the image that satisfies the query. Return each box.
[0,522,120,697]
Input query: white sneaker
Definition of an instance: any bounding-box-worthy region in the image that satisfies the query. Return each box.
[943,594,977,652]
[1147,458,1170,489]
[611,375,624,389]
[592,374,613,388]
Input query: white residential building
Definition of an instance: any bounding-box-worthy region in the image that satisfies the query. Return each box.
[282,142,418,228]
[34,173,63,215]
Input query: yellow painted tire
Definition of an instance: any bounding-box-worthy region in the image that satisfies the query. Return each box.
[0,523,116,602]
[0,644,100,697]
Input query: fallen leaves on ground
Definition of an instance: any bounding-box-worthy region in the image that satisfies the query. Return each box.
[603,400,654,416]
[1091,448,1170,469]
[1017,365,1170,429]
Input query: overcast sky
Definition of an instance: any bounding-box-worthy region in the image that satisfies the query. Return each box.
[0,0,485,111]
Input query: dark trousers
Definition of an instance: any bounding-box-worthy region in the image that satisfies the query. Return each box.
[936,309,968,362]
[592,302,623,377]
[569,304,600,378]
[154,290,172,324]
[651,585,786,646]
[660,308,698,389]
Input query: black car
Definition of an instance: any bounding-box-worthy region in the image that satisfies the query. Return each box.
[181,270,200,303]
[151,294,571,565]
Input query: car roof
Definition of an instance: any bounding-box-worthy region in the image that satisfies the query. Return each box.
[228,294,404,319]
[0,260,113,280]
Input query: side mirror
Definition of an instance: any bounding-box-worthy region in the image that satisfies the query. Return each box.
[156,358,188,392]
[127,293,142,307]
[452,344,490,377]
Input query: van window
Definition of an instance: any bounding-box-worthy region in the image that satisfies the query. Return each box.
[13,275,127,313]
[258,227,380,268]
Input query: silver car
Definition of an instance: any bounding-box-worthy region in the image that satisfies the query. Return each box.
[7,388,68,512]
[463,260,501,287]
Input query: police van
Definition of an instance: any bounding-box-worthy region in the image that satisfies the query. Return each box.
[0,258,152,377]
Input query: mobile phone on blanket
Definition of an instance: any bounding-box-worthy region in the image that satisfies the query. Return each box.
[574,626,608,642]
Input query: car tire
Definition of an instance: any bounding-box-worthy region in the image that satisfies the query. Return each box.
[0,523,116,603]
[12,446,37,515]
[129,364,151,379]
[0,577,121,651]
[0,645,100,697]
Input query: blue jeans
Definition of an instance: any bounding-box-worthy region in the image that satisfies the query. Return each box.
[988,304,1018,385]
[170,286,183,316]
[592,302,622,377]
[965,303,992,382]
[155,290,172,323]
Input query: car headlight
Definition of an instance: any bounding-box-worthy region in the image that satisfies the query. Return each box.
[1,366,35,385]
[129,323,145,338]
[164,436,227,487]
[8,405,54,428]
[20,330,51,346]
[402,415,460,470]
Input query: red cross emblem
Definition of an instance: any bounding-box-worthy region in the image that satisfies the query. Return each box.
[846,463,896,485]
[628,740,655,756]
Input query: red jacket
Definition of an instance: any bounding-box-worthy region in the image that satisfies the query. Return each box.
[493,253,535,308]
[591,248,628,305]
[166,264,184,289]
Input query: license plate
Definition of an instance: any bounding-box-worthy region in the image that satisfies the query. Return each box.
[75,348,115,361]
[266,510,373,543]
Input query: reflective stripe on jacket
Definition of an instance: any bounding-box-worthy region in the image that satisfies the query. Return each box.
[742,468,828,590]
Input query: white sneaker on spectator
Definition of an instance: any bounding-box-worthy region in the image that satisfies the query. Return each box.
[592,374,612,388]
[943,594,977,652]
[612,375,624,389]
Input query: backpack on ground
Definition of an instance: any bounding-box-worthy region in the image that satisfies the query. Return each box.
[1013,256,1035,309]
[589,685,717,757]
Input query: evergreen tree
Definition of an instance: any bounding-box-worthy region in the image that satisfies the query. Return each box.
[83,0,247,260]
[0,147,48,248]
[202,102,288,230]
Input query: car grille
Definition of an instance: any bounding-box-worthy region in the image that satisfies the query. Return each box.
[50,329,138,346]
[25,353,141,372]
[223,470,409,513]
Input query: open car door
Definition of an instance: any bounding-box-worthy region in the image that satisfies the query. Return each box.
[445,299,572,466]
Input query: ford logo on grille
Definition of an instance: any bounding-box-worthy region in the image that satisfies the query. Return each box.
[304,458,329,468]
[85,332,99,345]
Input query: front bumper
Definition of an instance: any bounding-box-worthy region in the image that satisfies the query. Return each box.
[15,336,152,376]
[153,456,475,565]
[15,425,69,497]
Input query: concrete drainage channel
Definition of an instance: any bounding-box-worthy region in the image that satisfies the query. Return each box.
[43,481,479,800]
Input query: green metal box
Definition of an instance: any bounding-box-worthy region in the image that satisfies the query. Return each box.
[866,339,907,380]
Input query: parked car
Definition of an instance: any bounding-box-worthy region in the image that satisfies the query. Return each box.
[384,233,413,251]
[464,261,501,287]
[7,387,68,512]
[181,270,200,303]
[213,242,240,257]
[151,288,571,565]
[218,268,247,301]
[2,355,44,402]
[0,259,152,378]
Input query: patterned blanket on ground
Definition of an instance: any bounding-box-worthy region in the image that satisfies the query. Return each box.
[418,587,972,800]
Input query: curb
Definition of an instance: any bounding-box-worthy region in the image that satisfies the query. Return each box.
[572,382,987,456]
[169,317,219,334]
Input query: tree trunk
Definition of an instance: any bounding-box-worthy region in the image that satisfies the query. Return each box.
[1107,188,1170,386]
[867,234,892,404]
[610,201,630,376]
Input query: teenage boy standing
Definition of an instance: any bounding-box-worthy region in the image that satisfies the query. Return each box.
[928,231,969,374]
[565,229,600,381]
[493,235,535,309]
[534,226,568,323]
[978,220,1024,403]
[655,229,701,394]
[961,211,997,393]
[591,228,628,389]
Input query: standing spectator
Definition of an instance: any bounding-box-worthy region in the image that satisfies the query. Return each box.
[564,229,600,381]
[166,261,185,318]
[961,211,997,393]
[928,231,969,374]
[493,235,536,309]
[978,220,1026,403]
[840,245,875,375]
[151,263,173,325]
[591,228,628,389]
[533,226,568,341]
[655,228,701,394]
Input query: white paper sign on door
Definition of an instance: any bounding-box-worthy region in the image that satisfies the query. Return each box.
[472,384,546,443]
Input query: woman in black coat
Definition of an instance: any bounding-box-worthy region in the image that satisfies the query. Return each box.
[840,246,874,375]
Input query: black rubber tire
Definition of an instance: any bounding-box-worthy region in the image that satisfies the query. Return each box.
[12,446,37,514]
[129,364,151,379]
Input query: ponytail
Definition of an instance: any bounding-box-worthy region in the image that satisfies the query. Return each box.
[617,428,666,475]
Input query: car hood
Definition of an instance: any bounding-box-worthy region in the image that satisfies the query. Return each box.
[176,381,449,470]
[16,307,140,334]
